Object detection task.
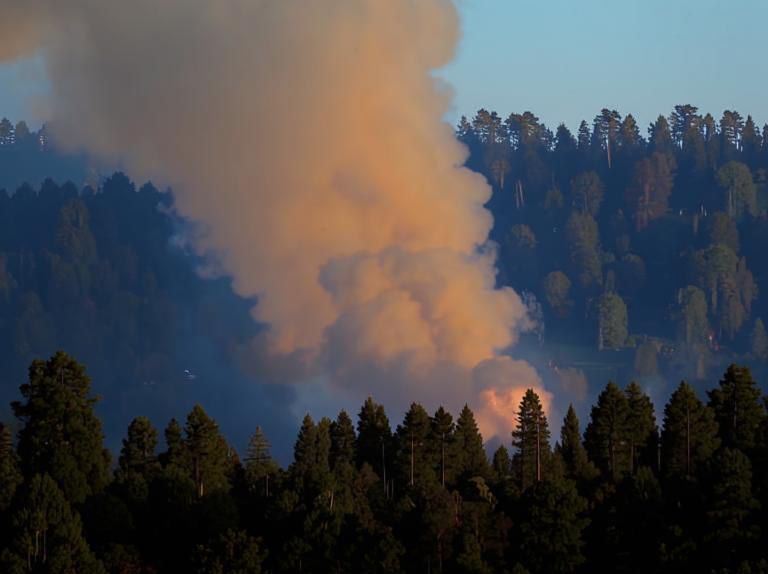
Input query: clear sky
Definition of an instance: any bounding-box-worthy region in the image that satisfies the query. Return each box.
[441,0,768,132]
[1,0,767,133]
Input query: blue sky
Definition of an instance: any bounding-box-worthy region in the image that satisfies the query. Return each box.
[1,0,767,133]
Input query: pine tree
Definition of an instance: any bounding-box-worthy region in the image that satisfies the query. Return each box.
[661,381,720,479]
[584,382,630,480]
[557,405,596,483]
[12,352,111,504]
[429,406,455,487]
[625,382,657,473]
[193,528,266,574]
[491,445,512,482]
[703,448,760,568]
[1,474,105,574]
[512,390,551,490]
[355,397,392,489]
[0,423,22,512]
[115,416,160,502]
[330,410,356,470]
[245,426,277,497]
[708,364,765,451]
[395,403,435,488]
[161,417,187,469]
[184,404,232,497]
[516,479,587,574]
[454,404,489,483]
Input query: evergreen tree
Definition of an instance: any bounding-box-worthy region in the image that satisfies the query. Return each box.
[12,352,111,504]
[570,171,604,216]
[584,382,630,480]
[557,405,596,483]
[0,423,22,513]
[703,448,760,568]
[564,212,602,291]
[115,416,160,502]
[193,529,266,574]
[244,426,277,497]
[625,382,657,473]
[356,398,392,487]
[512,390,551,490]
[598,292,628,350]
[1,474,105,574]
[708,364,765,451]
[184,405,232,497]
[491,445,512,482]
[161,417,187,469]
[330,410,356,470]
[429,406,455,487]
[395,403,435,488]
[516,479,587,574]
[661,381,720,479]
[454,404,489,482]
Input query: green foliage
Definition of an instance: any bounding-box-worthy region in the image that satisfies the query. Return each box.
[718,161,758,219]
[570,171,604,216]
[677,286,710,345]
[541,271,572,318]
[245,425,277,498]
[703,448,760,567]
[1,473,105,574]
[598,292,628,350]
[0,423,22,512]
[454,404,489,483]
[512,390,551,490]
[516,479,588,574]
[625,382,658,473]
[184,405,233,497]
[661,381,720,479]
[585,382,630,480]
[355,397,392,479]
[564,212,602,291]
[557,405,597,483]
[13,352,111,504]
[193,529,266,574]
[115,416,160,502]
[395,403,436,488]
[708,365,765,451]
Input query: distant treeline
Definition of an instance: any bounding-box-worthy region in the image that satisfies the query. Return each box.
[0,173,283,450]
[0,118,88,192]
[1,353,768,572]
[460,106,768,382]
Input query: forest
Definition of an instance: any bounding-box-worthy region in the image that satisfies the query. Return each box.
[1,105,768,571]
[1,352,767,573]
[459,106,768,388]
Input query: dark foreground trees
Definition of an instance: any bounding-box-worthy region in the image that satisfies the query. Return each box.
[3,353,768,573]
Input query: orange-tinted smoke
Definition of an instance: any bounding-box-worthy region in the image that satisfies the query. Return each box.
[0,0,548,441]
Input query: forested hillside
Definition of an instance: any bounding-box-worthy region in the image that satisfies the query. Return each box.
[458,106,768,388]
[1,353,767,573]
[0,168,294,453]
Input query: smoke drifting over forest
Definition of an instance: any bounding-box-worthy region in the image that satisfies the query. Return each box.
[0,0,546,438]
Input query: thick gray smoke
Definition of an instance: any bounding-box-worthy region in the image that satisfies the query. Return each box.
[0,0,549,438]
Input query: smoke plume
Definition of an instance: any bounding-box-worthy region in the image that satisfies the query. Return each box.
[0,0,548,439]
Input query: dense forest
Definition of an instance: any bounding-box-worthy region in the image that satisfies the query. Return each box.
[0,139,295,455]
[2,107,768,570]
[459,106,768,389]
[1,352,768,573]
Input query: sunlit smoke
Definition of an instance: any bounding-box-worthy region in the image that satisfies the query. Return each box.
[0,0,549,440]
